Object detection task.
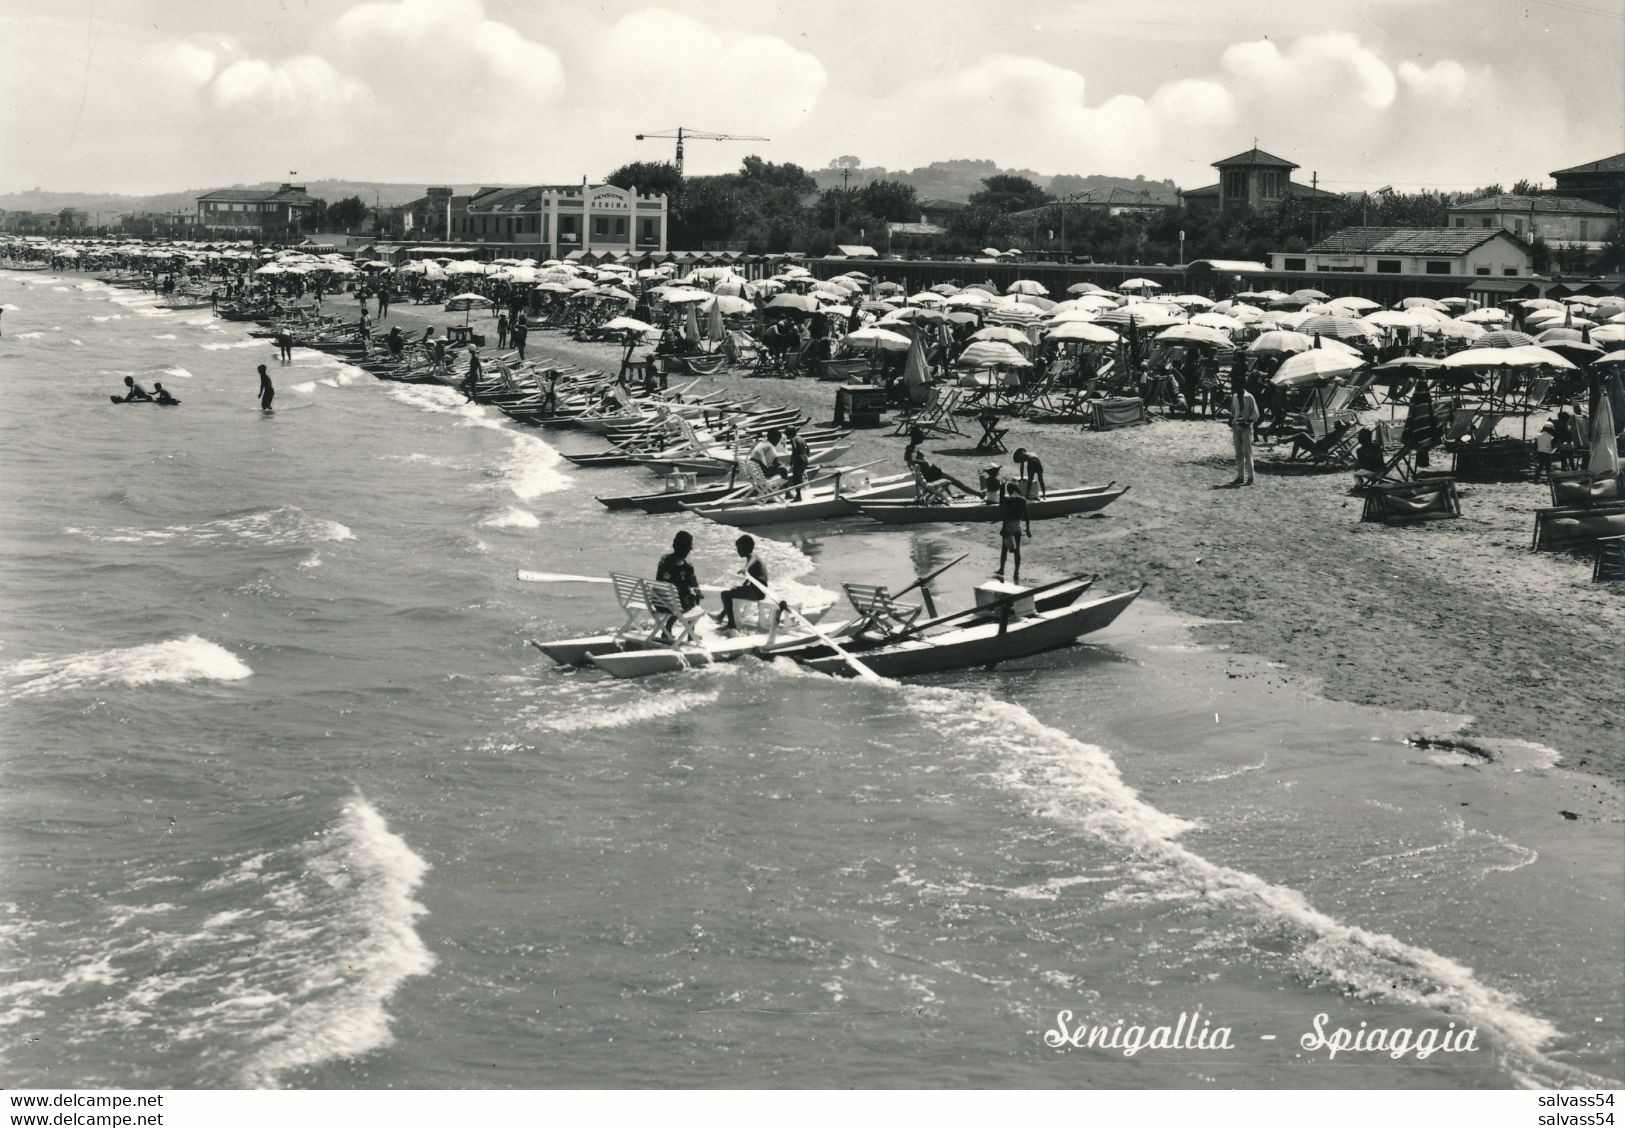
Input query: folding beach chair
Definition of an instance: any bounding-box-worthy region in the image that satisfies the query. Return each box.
[1360,479,1461,524]
[841,583,923,638]
[975,410,1009,453]
[1531,502,1625,551]
[1594,536,1625,583]
[892,386,965,438]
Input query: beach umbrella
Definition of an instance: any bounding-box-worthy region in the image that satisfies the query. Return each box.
[843,327,913,352]
[1270,348,1365,388]
[706,299,726,343]
[1119,278,1161,292]
[1006,279,1049,296]
[1156,324,1234,348]
[1591,325,1625,346]
[1434,319,1486,341]
[601,316,655,336]
[662,288,713,305]
[765,293,817,315]
[1016,294,1058,312]
[882,307,947,325]
[984,306,1047,327]
[1189,312,1245,332]
[909,291,950,307]
[1095,303,1182,327]
[1248,330,1316,356]
[1543,340,1603,364]
[1594,350,1625,366]
[1167,293,1216,309]
[1477,330,1536,349]
[1588,376,1620,476]
[1066,282,1104,295]
[1046,320,1120,344]
[1519,298,1563,311]
[901,336,932,394]
[970,326,1032,345]
[1401,381,1444,455]
[956,340,1032,368]
[1327,296,1381,313]
[707,294,753,317]
[1297,314,1377,342]
[1395,296,1445,310]
[683,300,702,345]
[1459,308,1509,324]
[1537,327,1586,344]
[1291,287,1331,301]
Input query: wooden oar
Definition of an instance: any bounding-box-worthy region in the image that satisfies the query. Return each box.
[889,552,968,617]
[742,573,880,683]
[516,570,723,594]
[705,458,888,509]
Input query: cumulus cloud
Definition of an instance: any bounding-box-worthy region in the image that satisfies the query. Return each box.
[333,0,564,105]
[1222,33,1398,109]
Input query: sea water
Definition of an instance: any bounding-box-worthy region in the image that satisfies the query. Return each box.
[0,270,1619,1090]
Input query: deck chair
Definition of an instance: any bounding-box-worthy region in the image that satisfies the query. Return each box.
[723,329,765,372]
[1361,478,1461,524]
[1594,536,1625,582]
[1531,502,1625,551]
[841,583,923,638]
[608,573,697,647]
[1090,396,1148,430]
[893,386,965,438]
[1549,470,1623,508]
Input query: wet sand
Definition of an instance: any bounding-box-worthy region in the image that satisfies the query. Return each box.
[369,302,1622,791]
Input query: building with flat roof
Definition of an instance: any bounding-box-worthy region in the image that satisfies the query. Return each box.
[1181,147,1340,213]
[1270,227,1531,278]
[1549,153,1625,210]
[445,182,669,258]
[195,183,315,239]
[1447,193,1617,252]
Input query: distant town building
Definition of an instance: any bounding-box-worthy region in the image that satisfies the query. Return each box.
[1182,147,1339,213]
[195,183,315,239]
[57,207,90,231]
[917,198,965,227]
[1056,185,1179,217]
[1446,194,1617,251]
[1549,153,1625,210]
[389,187,458,240]
[447,182,668,257]
[1271,227,1532,277]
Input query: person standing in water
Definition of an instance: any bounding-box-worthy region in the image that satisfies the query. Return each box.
[257,364,275,412]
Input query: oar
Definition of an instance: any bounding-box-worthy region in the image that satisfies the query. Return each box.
[516,570,723,594]
[710,458,888,509]
[742,573,881,683]
[889,552,968,617]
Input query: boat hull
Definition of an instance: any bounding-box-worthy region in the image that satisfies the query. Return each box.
[855,484,1127,525]
[688,474,916,527]
[800,586,1141,677]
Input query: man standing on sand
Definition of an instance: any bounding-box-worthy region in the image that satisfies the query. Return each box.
[512,314,528,361]
[1229,378,1260,486]
[257,364,275,413]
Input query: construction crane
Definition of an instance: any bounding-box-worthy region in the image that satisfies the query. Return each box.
[634,126,769,178]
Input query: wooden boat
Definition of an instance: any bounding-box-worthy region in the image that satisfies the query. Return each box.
[795,585,1142,677]
[854,482,1128,525]
[685,471,917,527]
[596,482,750,513]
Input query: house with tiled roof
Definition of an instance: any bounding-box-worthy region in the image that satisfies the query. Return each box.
[1447,194,1617,251]
[1181,147,1340,213]
[1269,226,1531,278]
[1549,153,1625,210]
[195,183,314,238]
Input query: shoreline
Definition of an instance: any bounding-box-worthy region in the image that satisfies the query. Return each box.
[368,299,1620,788]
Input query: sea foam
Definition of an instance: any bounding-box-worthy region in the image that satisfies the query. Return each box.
[897,683,1620,1091]
[2,636,252,699]
[239,796,435,1087]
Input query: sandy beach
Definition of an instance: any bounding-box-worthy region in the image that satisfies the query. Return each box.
[377,300,1622,789]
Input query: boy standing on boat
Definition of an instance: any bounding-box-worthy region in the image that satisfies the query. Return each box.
[995,481,1031,583]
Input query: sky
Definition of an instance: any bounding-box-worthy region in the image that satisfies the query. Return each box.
[1,0,1622,197]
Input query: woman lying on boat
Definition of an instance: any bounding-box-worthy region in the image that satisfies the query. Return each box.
[904,427,976,503]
